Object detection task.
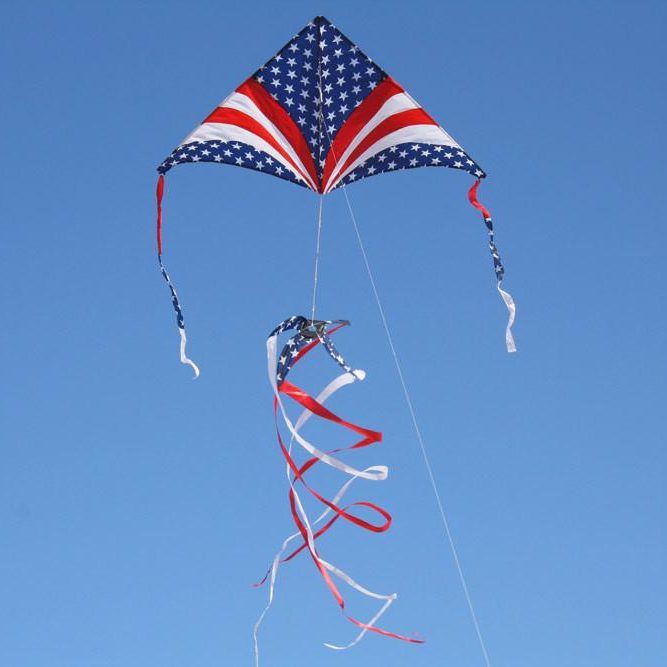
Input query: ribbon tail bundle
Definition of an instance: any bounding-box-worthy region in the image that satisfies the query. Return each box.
[253,316,423,665]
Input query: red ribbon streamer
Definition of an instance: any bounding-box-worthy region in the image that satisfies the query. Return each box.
[468,178,492,221]
[156,174,164,255]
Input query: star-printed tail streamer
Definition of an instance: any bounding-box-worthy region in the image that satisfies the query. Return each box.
[253,316,422,665]
[156,174,199,377]
[468,179,516,353]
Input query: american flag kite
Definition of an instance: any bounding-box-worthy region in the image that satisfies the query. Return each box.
[156,15,516,374]
[154,15,517,659]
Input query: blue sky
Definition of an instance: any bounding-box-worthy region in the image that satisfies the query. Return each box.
[1,2,666,666]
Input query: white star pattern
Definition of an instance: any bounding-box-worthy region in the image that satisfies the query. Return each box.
[333,142,484,191]
[159,140,306,187]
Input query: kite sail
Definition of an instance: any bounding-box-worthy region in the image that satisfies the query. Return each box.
[156,15,516,376]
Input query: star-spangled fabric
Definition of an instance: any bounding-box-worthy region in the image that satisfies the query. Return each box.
[270,316,354,384]
[157,15,485,193]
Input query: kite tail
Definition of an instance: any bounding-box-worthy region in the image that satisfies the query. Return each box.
[254,320,423,661]
[156,174,200,378]
[468,179,517,353]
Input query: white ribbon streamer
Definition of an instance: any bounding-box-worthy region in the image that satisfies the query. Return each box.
[179,328,200,378]
[497,281,516,353]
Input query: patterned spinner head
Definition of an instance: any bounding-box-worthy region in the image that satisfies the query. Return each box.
[270,316,357,384]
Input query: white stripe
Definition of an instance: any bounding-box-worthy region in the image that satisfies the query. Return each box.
[325,93,419,189]
[181,123,312,189]
[219,92,318,191]
[326,124,459,193]
[174,89,235,148]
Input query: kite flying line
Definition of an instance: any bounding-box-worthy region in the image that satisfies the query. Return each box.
[339,183,494,667]
[319,112,496,665]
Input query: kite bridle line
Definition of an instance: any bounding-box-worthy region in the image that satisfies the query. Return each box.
[310,194,324,324]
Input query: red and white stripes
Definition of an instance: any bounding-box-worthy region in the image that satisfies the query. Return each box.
[322,77,460,192]
[173,75,461,194]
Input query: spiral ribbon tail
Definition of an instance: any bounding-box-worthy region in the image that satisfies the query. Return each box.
[254,316,423,660]
[252,371,363,667]
[156,174,200,378]
[468,179,517,353]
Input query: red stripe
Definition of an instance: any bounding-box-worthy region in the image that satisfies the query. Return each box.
[236,78,319,190]
[468,178,492,220]
[321,77,404,189]
[156,174,164,255]
[328,108,438,190]
[202,107,313,188]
